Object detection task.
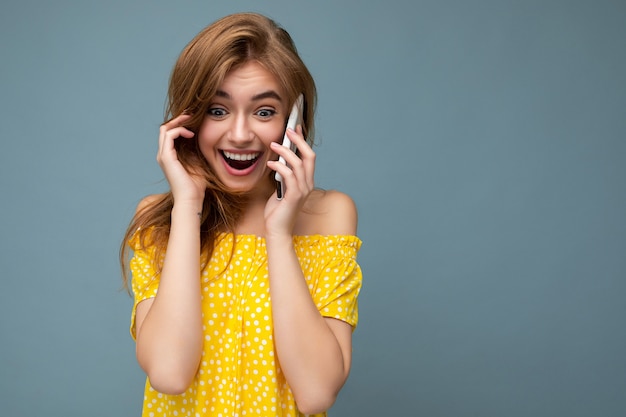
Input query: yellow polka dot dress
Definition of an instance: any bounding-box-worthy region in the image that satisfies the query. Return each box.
[130,233,362,417]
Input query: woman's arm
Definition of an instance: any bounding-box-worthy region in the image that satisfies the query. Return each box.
[134,200,203,395]
[265,191,358,415]
[266,126,359,413]
[133,115,206,395]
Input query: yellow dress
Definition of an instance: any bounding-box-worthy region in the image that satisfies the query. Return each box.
[130,232,363,417]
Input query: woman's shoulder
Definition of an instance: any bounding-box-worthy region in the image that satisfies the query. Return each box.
[294,189,358,236]
[135,193,167,214]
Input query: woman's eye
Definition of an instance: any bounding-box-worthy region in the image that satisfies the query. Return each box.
[208,107,227,117]
[256,109,276,118]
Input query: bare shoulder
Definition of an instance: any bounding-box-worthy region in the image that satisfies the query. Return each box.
[294,189,358,236]
[136,193,166,214]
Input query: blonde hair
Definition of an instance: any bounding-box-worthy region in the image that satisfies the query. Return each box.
[120,12,317,290]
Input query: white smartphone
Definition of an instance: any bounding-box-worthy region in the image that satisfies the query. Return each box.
[275,94,304,200]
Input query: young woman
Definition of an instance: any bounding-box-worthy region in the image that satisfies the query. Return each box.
[120,12,362,417]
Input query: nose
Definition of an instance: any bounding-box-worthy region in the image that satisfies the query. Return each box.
[229,113,254,145]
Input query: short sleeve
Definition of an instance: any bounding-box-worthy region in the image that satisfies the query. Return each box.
[298,236,363,329]
[128,231,161,340]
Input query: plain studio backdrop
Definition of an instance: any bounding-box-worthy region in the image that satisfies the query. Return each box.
[1,1,624,416]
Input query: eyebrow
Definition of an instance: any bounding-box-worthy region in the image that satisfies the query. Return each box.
[214,90,283,102]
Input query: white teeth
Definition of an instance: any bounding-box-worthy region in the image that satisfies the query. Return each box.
[223,151,259,161]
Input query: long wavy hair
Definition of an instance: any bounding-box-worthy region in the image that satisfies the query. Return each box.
[120,12,317,290]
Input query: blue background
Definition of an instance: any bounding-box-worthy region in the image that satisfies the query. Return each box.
[1,0,624,416]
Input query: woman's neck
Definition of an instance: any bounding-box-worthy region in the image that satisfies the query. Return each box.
[232,179,274,236]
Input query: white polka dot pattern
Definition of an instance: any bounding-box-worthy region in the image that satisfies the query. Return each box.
[129,232,363,417]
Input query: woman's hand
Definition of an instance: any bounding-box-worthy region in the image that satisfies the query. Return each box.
[157,114,206,205]
[265,125,315,236]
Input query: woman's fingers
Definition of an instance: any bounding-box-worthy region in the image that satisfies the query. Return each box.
[293,126,316,186]
[286,126,315,188]
[269,125,315,198]
[163,113,192,129]
[155,114,206,202]
[264,126,315,234]
[158,127,194,153]
[157,115,194,164]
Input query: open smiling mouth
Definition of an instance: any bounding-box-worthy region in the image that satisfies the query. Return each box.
[221,151,261,170]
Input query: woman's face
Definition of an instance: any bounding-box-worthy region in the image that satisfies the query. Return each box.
[198,61,288,197]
